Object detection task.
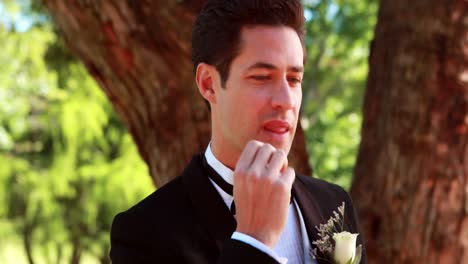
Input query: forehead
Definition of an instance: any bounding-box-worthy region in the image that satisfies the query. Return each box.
[233,25,304,71]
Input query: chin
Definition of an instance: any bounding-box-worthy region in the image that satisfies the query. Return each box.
[260,138,292,153]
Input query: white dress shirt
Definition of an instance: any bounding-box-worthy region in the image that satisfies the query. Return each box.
[205,145,313,264]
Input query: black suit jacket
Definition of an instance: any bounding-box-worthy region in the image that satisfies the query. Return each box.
[110,154,366,264]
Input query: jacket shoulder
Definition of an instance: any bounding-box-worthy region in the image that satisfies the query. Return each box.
[110,175,193,261]
[112,174,189,232]
[295,174,357,227]
[296,174,348,199]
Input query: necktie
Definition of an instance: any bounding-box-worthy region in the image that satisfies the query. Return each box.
[201,156,237,214]
[202,156,292,216]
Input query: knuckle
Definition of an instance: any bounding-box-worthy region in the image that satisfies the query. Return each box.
[283,169,294,182]
[263,143,275,153]
[245,140,257,150]
[274,149,287,160]
[234,162,244,171]
[251,140,263,148]
[235,165,245,173]
[278,149,287,158]
[273,181,289,194]
[248,169,262,182]
[262,174,275,185]
[234,171,246,182]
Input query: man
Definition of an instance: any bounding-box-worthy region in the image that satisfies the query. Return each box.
[110,0,366,263]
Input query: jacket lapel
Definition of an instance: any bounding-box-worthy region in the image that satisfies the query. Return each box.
[292,176,328,264]
[181,154,237,252]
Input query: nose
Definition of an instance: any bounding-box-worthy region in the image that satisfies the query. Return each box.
[271,78,296,110]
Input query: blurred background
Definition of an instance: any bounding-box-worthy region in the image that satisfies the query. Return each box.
[0,0,155,262]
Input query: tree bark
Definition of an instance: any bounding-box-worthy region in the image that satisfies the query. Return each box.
[41,0,311,187]
[351,0,468,263]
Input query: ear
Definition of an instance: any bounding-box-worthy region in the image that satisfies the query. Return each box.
[195,63,220,104]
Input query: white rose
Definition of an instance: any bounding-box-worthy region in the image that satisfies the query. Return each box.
[333,231,359,264]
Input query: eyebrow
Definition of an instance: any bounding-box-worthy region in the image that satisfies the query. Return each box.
[245,62,304,73]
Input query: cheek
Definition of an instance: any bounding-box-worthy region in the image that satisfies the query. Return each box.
[242,95,269,119]
[230,97,264,130]
[294,89,302,112]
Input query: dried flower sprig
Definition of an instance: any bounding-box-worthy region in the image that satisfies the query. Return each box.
[310,202,362,264]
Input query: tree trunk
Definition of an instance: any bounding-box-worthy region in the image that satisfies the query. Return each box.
[70,237,81,264]
[56,244,63,264]
[21,205,41,264]
[351,0,468,263]
[99,253,111,264]
[41,0,311,187]
[22,225,35,264]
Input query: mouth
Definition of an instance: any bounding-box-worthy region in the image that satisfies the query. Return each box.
[263,120,291,135]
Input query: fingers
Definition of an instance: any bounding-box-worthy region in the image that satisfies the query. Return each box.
[249,143,276,175]
[235,141,292,198]
[232,140,295,247]
[270,168,295,207]
[265,149,288,176]
[237,141,287,175]
[236,141,262,172]
[281,167,295,189]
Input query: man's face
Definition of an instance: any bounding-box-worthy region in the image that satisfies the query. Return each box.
[210,26,304,167]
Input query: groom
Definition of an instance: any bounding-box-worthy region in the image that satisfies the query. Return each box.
[110,0,366,263]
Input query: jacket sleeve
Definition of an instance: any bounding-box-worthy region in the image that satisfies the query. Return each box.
[110,212,154,264]
[217,239,280,264]
[110,211,280,264]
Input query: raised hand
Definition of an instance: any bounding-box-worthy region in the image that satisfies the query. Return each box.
[233,140,295,248]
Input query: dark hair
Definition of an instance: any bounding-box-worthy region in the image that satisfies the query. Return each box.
[192,0,305,87]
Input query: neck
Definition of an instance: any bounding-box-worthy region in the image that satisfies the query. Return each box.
[210,138,239,171]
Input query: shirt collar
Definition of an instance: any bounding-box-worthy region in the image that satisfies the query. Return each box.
[204,144,234,185]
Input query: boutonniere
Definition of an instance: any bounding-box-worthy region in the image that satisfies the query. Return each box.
[310,202,362,264]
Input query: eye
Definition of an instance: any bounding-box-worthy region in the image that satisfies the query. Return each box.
[287,77,302,85]
[251,75,271,81]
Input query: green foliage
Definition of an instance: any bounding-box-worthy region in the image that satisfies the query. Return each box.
[0,1,153,263]
[302,0,377,189]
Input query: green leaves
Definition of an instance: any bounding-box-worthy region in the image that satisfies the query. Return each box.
[0,2,153,262]
[302,0,377,189]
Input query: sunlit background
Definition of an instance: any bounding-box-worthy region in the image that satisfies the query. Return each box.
[0,0,377,263]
